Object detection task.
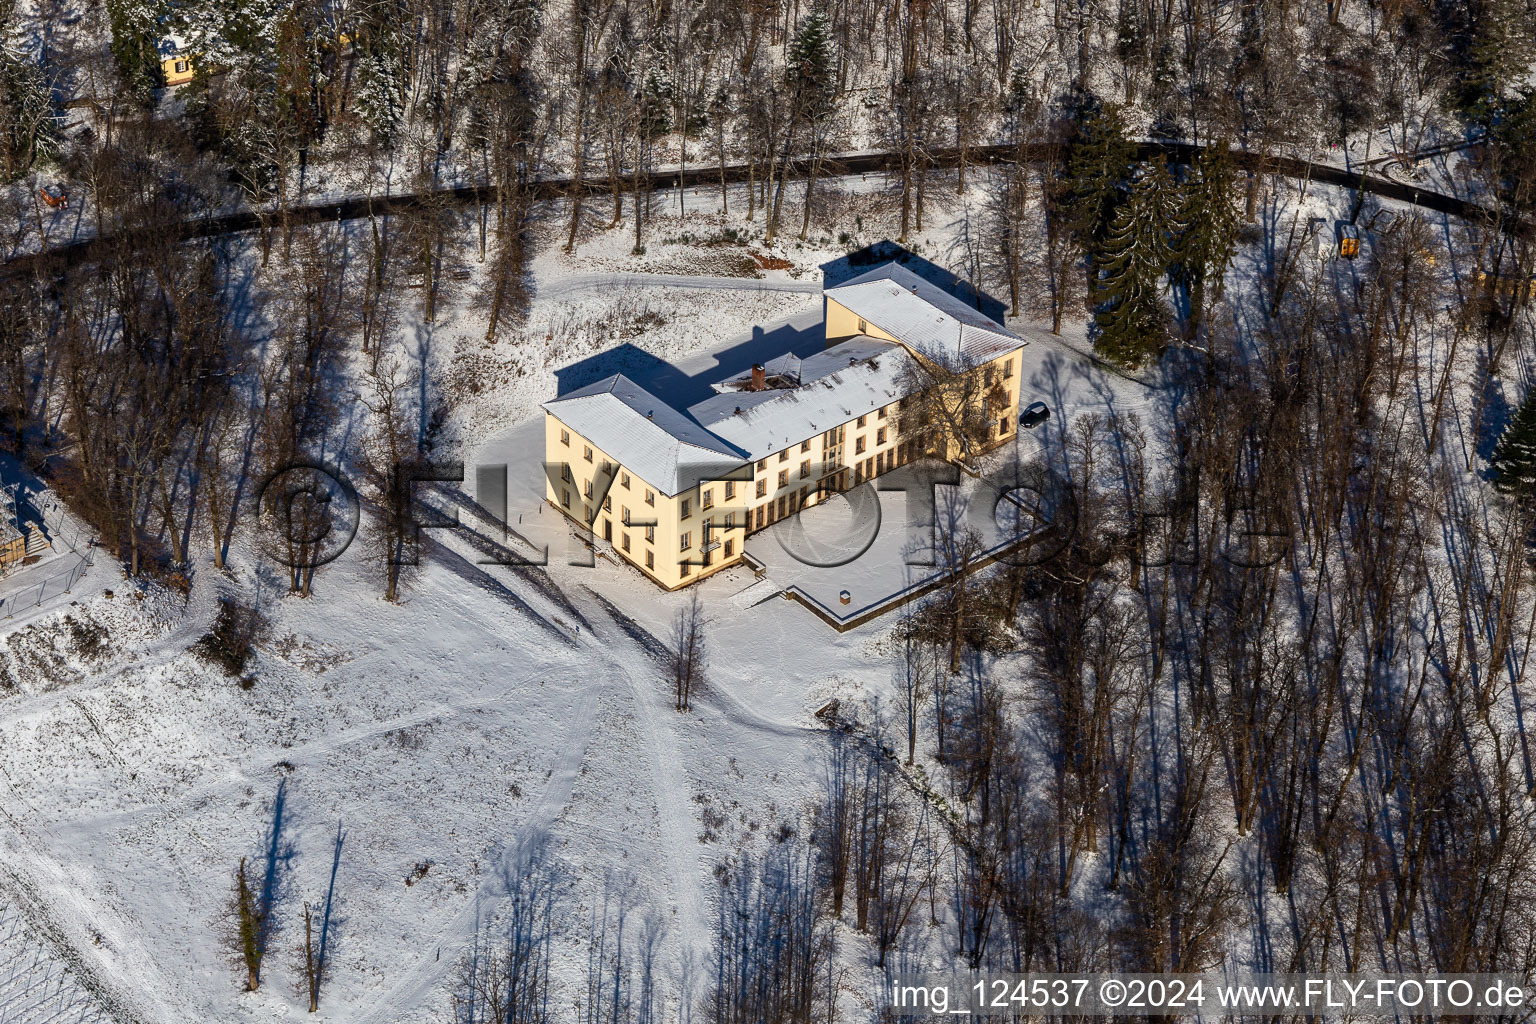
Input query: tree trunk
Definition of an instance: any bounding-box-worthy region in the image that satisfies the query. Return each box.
[799,137,822,240]
[304,902,318,1012]
[717,111,729,213]
[565,24,589,252]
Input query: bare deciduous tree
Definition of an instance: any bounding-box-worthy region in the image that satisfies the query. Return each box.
[669,590,707,711]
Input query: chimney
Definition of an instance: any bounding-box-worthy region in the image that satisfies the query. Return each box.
[750,364,766,390]
[647,410,654,419]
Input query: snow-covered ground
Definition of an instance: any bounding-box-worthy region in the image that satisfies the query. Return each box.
[0,161,1453,1023]
[0,507,844,1022]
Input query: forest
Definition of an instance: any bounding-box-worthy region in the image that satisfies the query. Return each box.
[4,0,1536,1019]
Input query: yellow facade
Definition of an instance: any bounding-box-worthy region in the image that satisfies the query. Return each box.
[161,53,196,86]
[544,413,747,590]
[544,298,1025,590]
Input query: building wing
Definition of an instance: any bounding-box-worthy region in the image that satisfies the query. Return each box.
[543,375,747,496]
[824,263,1024,365]
[690,339,911,461]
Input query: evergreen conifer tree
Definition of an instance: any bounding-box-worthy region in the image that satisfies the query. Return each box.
[1490,88,1536,213]
[1063,103,1136,253]
[1449,0,1536,127]
[1492,389,1536,497]
[105,0,164,99]
[638,35,674,139]
[787,4,835,121]
[1093,158,1180,366]
[354,25,406,144]
[1171,142,1240,340]
[0,44,59,181]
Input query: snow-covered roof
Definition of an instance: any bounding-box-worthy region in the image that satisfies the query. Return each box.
[824,263,1024,365]
[690,338,911,461]
[158,35,190,57]
[544,375,746,496]
[711,350,805,393]
[546,265,1024,490]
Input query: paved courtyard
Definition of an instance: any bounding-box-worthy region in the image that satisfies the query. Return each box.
[743,452,1047,624]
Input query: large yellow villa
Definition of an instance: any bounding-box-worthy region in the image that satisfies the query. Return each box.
[542,263,1028,589]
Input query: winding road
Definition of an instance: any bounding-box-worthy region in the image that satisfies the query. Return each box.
[1,140,1515,282]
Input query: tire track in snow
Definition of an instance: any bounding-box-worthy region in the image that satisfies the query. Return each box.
[575,591,713,966]
[345,665,608,1024]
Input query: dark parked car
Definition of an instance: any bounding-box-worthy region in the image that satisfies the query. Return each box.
[1019,401,1050,429]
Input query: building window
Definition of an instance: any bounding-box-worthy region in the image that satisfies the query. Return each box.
[756,459,766,471]
[646,525,655,542]
[855,437,866,454]
[622,506,632,525]
[724,480,735,501]
[1004,360,1014,379]
[779,450,788,463]
[680,532,691,551]
[603,495,611,512]
[878,406,887,419]
[562,464,572,482]
[877,427,887,445]
[560,429,570,446]
[681,498,692,519]
[646,550,654,569]
[857,317,867,333]
[561,488,570,507]
[175,60,188,74]
[621,472,630,489]
[702,489,714,510]
[584,480,593,499]
[985,366,995,385]
[801,439,811,453]
[584,445,593,463]
[857,415,866,428]
[725,539,734,557]
[800,460,810,479]
[756,480,767,498]
[777,470,788,488]
[645,489,655,506]
[622,533,630,551]
[1000,416,1011,435]
[724,512,734,526]
[798,486,809,508]
[681,561,692,577]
